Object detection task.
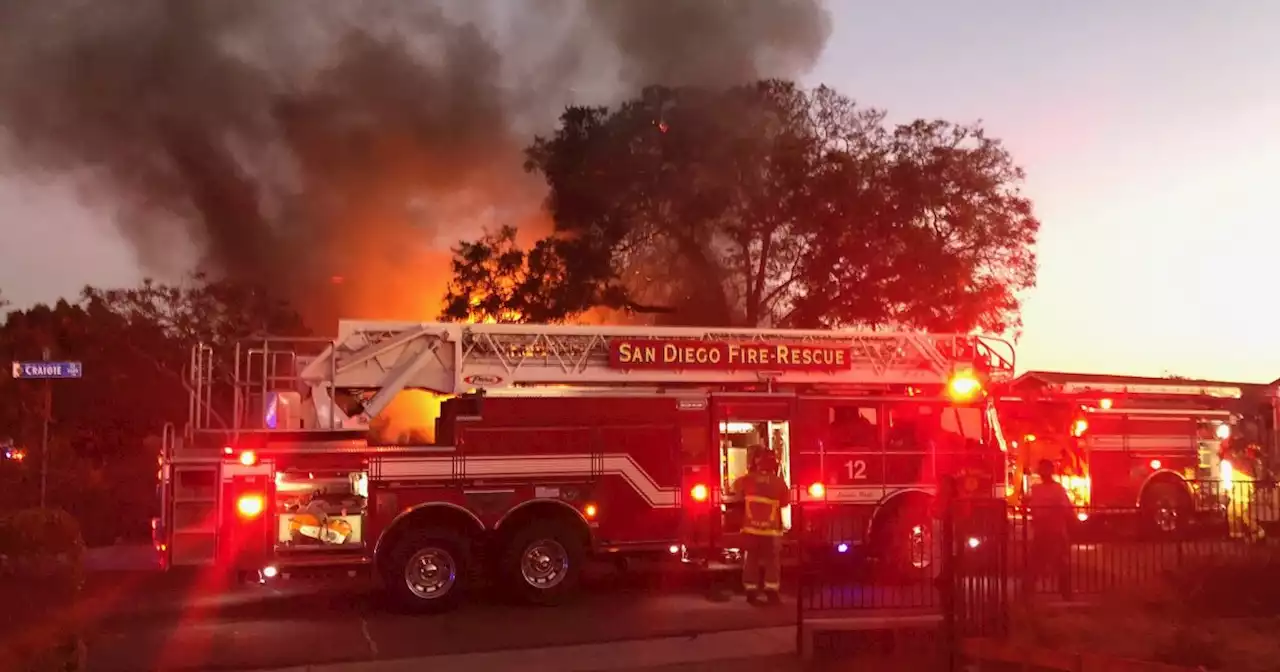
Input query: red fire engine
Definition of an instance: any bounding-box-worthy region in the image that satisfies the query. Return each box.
[153,322,1015,611]
[1003,372,1250,533]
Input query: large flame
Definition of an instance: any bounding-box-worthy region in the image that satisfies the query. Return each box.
[371,390,447,444]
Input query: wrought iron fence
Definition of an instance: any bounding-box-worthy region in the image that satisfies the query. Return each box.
[794,480,1280,665]
[1013,479,1280,598]
[794,495,944,614]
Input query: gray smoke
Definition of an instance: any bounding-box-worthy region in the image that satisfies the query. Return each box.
[0,0,830,327]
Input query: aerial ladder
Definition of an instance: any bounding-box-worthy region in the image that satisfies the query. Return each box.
[232,321,1021,432]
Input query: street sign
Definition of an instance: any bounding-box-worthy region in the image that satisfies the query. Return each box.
[10,361,83,379]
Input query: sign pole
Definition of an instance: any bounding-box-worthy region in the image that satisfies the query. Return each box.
[40,346,51,509]
[9,356,82,508]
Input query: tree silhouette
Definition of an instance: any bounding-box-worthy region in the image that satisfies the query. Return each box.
[443,80,1039,332]
[0,275,309,542]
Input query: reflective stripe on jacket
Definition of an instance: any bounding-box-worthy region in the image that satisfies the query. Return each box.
[734,473,789,536]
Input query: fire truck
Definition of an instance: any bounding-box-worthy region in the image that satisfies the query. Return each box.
[153,322,1015,612]
[1002,372,1257,533]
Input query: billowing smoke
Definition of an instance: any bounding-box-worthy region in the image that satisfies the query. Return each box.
[0,0,830,329]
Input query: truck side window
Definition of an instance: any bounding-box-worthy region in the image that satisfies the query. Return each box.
[887,403,978,452]
[827,405,879,451]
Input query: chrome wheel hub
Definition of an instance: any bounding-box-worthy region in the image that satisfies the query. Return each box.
[521,539,569,589]
[909,524,932,569]
[404,547,456,600]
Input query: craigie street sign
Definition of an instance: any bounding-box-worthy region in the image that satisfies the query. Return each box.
[10,361,83,379]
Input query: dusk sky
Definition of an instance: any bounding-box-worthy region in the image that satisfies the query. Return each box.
[1,2,1277,382]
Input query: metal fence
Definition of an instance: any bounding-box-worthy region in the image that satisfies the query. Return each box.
[1013,479,1280,598]
[794,479,1280,664]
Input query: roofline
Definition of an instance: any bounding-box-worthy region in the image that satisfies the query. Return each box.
[1015,370,1268,389]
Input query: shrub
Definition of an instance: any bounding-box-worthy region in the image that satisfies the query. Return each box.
[0,508,87,671]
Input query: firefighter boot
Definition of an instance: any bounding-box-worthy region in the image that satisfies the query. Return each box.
[764,590,781,606]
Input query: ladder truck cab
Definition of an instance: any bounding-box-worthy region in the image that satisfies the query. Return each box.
[1254,376,1280,481]
[1003,372,1250,534]
[154,321,1015,612]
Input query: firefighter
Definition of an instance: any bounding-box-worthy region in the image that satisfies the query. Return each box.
[1024,459,1073,601]
[730,445,789,605]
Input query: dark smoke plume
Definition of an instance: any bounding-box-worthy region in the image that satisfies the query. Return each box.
[0,0,830,329]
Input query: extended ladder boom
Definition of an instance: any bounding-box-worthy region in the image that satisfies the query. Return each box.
[295,321,1015,429]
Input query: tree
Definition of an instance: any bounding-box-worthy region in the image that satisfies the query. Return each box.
[442,80,1039,333]
[441,226,666,323]
[0,275,309,541]
[83,273,308,348]
[81,273,310,430]
[0,298,175,538]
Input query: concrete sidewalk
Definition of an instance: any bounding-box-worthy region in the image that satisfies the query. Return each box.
[258,626,797,672]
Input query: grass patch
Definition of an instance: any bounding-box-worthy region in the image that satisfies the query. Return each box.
[1008,554,1280,671]
[0,508,87,671]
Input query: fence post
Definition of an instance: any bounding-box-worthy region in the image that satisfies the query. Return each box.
[942,493,958,671]
[794,492,805,659]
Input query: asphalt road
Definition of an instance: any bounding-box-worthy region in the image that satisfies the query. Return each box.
[70,537,1258,672]
[78,558,796,672]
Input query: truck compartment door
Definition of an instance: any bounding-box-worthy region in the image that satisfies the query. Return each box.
[165,454,221,567]
[711,395,795,543]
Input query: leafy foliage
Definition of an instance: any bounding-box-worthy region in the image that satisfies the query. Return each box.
[81,273,309,350]
[442,80,1039,332]
[441,226,662,323]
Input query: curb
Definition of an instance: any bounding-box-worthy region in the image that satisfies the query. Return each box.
[254,626,796,672]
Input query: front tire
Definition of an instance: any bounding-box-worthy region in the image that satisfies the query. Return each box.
[1141,481,1191,536]
[385,527,470,613]
[499,519,586,606]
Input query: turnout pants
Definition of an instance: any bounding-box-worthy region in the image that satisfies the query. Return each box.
[741,532,781,594]
[1023,534,1071,600]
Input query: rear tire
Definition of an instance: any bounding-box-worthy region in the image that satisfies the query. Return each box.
[874,502,936,578]
[384,527,470,613]
[499,519,586,606]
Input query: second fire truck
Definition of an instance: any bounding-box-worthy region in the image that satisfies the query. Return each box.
[1001,371,1258,533]
[154,322,1015,611]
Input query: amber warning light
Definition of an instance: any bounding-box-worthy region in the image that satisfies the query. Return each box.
[237,494,265,519]
[947,372,983,401]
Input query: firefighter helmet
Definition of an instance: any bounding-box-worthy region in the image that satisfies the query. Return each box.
[756,448,779,475]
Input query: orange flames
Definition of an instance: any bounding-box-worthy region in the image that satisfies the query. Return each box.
[372,390,447,444]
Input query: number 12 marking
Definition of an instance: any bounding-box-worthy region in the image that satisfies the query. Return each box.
[844,459,867,480]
